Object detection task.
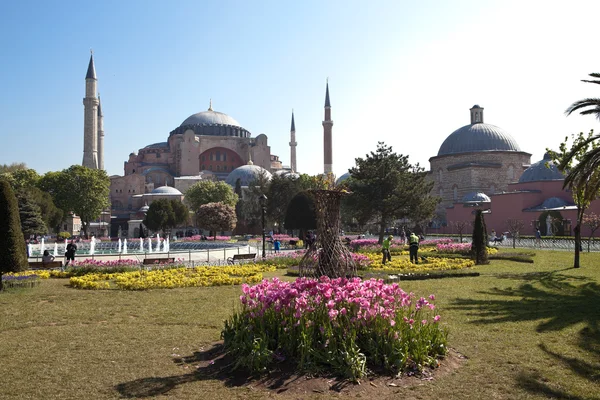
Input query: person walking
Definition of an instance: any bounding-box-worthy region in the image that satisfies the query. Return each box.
[535,228,541,247]
[65,239,77,268]
[409,232,420,264]
[382,235,392,264]
[273,239,281,253]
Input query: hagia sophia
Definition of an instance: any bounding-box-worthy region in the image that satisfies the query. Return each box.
[82,54,600,238]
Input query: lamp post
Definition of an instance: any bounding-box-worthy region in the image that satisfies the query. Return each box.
[259,194,267,258]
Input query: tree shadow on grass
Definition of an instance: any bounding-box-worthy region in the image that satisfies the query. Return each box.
[114,343,310,398]
[451,269,600,399]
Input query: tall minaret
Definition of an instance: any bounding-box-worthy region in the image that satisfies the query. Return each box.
[289,110,297,172]
[97,96,104,170]
[322,80,333,174]
[82,52,99,169]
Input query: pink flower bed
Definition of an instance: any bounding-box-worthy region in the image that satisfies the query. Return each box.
[436,243,472,253]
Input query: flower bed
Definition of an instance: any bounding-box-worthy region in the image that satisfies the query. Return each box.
[365,253,475,271]
[68,264,276,290]
[222,277,447,381]
[259,250,371,269]
[2,274,41,289]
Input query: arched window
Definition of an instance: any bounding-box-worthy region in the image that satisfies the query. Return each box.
[453,186,458,201]
[507,165,514,181]
[223,153,227,162]
[216,165,221,171]
[490,184,496,194]
[216,151,221,161]
[438,169,443,182]
[439,188,444,197]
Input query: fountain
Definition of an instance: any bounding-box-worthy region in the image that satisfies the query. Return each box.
[89,236,96,255]
[53,242,58,257]
[164,237,170,252]
[40,238,45,254]
[27,243,32,258]
[147,237,153,254]
[139,237,143,252]
[117,238,122,253]
[156,234,161,252]
[123,239,128,254]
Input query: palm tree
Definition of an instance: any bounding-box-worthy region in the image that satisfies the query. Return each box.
[565,73,600,119]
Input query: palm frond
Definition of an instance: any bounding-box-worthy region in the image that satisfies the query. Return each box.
[565,98,600,116]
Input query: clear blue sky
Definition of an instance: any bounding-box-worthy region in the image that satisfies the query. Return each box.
[2,0,600,178]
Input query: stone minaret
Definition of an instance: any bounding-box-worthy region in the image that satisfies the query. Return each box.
[82,53,99,169]
[322,81,333,174]
[97,96,104,170]
[470,104,484,124]
[289,110,297,172]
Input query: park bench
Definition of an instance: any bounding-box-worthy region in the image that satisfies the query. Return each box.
[142,257,175,265]
[227,253,257,265]
[29,261,63,270]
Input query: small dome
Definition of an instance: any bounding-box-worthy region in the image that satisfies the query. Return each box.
[180,110,241,127]
[139,204,150,212]
[438,123,521,156]
[518,154,564,183]
[461,192,491,203]
[151,186,182,195]
[540,197,570,209]
[225,165,272,187]
[336,172,351,184]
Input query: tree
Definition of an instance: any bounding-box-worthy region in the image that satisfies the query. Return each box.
[547,130,600,268]
[506,219,525,249]
[471,210,489,265]
[185,180,238,211]
[30,188,63,234]
[266,174,303,231]
[38,165,110,238]
[238,171,271,231]
[582,212,600,252]
[16,189,47,239]
[565,73,600,120]
[143,199,189,236]
[0,180,28,291]
[284,191,317,237]
[0,162,28,174]
[196,202,237,239]
[347,142,439,243]
[451,220,470,243]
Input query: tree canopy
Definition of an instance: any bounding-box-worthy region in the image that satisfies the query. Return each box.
[196,202,237,239]
[184,180,238,211]
[565,73,600,120]
[38,165,110,238]
[143,199,189,236]
[284,191,317,232]
[346,142,439,243]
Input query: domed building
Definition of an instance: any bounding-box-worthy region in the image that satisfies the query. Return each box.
[429,105,531,218]
[225,164,273,187]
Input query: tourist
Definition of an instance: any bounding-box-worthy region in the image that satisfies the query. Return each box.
[65,240,77,267]
[382,235,392,265]
[409,232,420,264]
[273,239,281,253]
[42,250,55,264]
[491,229,497,242]
[535,228,541,247]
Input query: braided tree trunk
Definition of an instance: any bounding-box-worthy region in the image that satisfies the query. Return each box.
[299,190,357,278]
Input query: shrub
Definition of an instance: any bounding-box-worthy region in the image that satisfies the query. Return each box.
[0,179,28,290]
[57,232,71,241]
[222,277,447,381]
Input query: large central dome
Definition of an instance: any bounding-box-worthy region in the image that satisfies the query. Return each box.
[180,110,241,127]
[437,105,522,156]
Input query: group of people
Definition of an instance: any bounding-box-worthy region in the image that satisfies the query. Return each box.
[382,231,421,265]
[490,230,507,244]
[38,240,78,270]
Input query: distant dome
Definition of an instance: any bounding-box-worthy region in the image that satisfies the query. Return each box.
[274,170,300,179]
[139,204,150,212]
[336,172,351,184]
[540,197,570,209]
[225,165,272,187]
[461,192,491,203]
[180,110,241,127]
[151,186,182,195]
[438,123,521,156]
[519,153,565,183]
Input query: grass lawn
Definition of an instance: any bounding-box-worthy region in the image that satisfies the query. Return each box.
[1,249,599,399]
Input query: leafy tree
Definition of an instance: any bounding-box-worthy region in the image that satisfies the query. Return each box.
[30,188,63,234]
[185,180,238,211]
[347,142,439,243]
[239,171,271,231]
[471,209,489,265]
[143,199,189,236]
[582,212,600,252]
[38,165,110,238]
[284,191,317,237]
[547,130,600,268]
[16,189,47,239]
[0,180,28,290]
[0,162,28,174]
[196,202,237,239]
[505,219,525,249]
[565,73,600,120]
[266,174,303,231]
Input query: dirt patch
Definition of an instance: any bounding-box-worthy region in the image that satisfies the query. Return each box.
[179,342,467,396]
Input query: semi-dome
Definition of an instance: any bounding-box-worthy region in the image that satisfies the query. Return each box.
[540,197,570,209]
[150,186,182,195]
[180,110,241,128]
[437,105,522,156]
[336,172,351,184]
[518,153,564,183]
[225,165,272,187]
[461,192,491,203]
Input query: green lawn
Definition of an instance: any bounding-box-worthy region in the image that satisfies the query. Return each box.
[1,250,599,399]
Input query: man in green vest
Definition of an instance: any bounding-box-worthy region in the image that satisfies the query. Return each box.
[382,235,392,264]
[409,232,420,264]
